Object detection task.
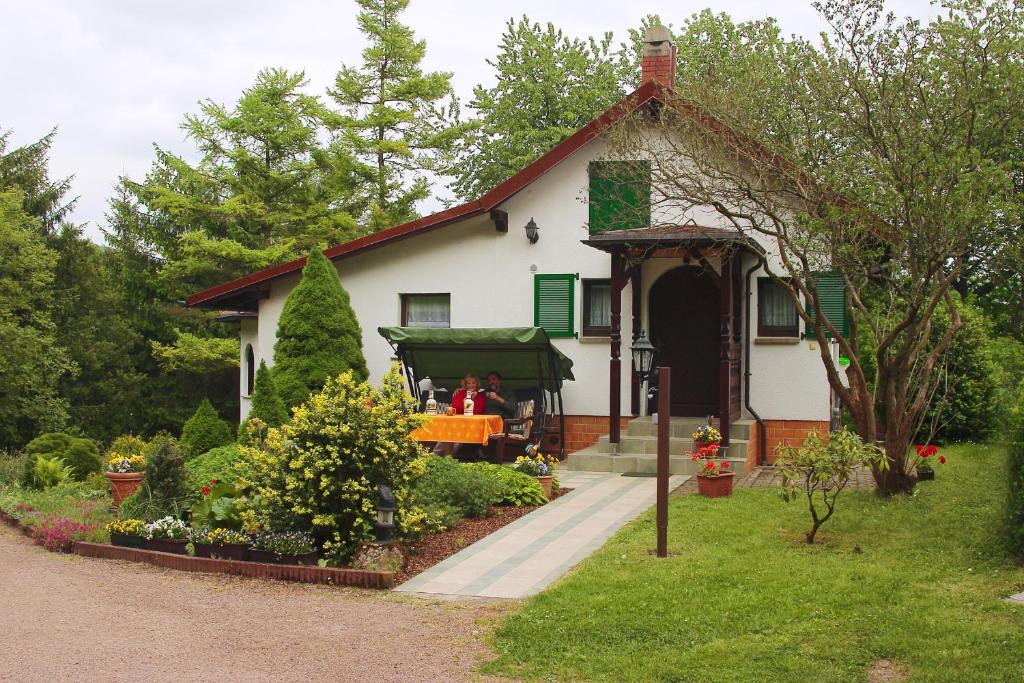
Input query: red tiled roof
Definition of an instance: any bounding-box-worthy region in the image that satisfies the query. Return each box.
[186,81,667,308]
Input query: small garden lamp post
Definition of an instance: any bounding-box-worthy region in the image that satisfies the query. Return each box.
[631,331,657,416]
[374,485,397,544]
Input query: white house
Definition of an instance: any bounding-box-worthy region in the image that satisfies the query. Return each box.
[187,28,840,473]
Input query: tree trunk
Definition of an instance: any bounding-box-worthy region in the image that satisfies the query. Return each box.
[871,452,916,496]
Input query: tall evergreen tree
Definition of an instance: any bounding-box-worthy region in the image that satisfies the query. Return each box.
[273,249,367,408]
[0,127,75,233]
[328,0,462,230]
[451,17,627,200]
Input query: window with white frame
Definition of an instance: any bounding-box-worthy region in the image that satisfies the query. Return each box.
[401,293,450,328]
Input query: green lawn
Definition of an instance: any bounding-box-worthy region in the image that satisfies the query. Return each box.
[486,445,1024,682]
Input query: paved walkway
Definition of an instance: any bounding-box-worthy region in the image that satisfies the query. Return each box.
[396,471,688,599]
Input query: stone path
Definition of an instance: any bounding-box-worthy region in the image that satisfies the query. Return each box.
[395,471,688,599]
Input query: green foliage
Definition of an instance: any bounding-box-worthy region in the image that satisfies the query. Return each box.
[22,432,102,484]
[920,301,998,443]
[776,430,887,543]
[0,189,74,448]
[1009,418,1024,559]
[466,462,548,507]
[249,360,288,427]
[0,480,112,545]
[190,481,244,531]
[412,456,505,520]
[0,450,27,486]
[138,436,187,516]
[328,0,462,230]
[272,249,368,408]
[0,128,74,231]
[184,445,242,499]
[238,367,427,562]
[179,399,234,459]
[150,330,239,373]
[32,455,72,488]
[453,17,626,200]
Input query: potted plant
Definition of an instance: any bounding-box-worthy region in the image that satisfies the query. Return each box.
[691,445,735,497]
[190,527,250,561]
[104,435,148,507]
[691,416,723,449]
[911,444,946,481]
[106,518,147,549]
[249,531,319,565]
[144,516,189,554]
[511,452,559,499]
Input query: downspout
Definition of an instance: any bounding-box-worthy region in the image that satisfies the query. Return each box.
[744,254,769,465]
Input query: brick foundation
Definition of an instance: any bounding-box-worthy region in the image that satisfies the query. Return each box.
[550,415,633,454]
[759,420,831,464]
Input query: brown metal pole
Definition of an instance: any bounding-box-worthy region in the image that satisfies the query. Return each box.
[656,365,670,558]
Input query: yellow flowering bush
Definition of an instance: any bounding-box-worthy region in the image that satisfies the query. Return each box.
[106,435,149,473]
[238,366,429,562]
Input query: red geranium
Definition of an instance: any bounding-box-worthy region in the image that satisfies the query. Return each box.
[201,486,211,496]
[210,479,217,485]
[938,455,946,464]
[721,460,730,469]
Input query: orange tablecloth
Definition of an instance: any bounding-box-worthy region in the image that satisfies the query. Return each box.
[410,414,504,445]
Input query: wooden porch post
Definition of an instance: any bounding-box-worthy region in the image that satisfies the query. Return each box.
[610,252,625,446]
[719,253,732,447]
[630,265,642,415]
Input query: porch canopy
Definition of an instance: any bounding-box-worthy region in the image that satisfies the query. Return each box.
[377,326,575,394]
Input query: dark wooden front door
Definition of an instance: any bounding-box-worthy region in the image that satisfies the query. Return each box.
[648,266,719,416]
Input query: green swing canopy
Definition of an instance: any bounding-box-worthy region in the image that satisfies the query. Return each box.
[377,326,575,392]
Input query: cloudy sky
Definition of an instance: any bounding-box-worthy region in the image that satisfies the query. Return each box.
[2,0,938,241]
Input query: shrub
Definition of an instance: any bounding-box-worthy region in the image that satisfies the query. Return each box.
[238,367,427,562]
[776,430,887,543]
[185,445,242,499]
[21,432,102,485]
[466,462,547,507]
[0,450,28,485]
[32,455,72,488]
[272,249,368,409]
[180,399,234,459]
[249,360,289,428]
[413,456,506,519]
[120,437,188,520]
[1009,421,1024,559]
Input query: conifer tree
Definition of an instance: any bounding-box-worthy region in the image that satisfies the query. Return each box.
[272,249,368,408]
[249,360,289,427]
[328,0,462,231]
[179,398,234,458]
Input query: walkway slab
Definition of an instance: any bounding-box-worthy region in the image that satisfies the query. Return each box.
[395,471,688,599]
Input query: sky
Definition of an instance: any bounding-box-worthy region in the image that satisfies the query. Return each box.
[1,0,939,242]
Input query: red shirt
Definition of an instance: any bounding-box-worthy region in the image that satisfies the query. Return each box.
[451,389,486,415]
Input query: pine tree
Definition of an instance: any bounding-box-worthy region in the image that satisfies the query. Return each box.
[328,0,462,231]
[249,360,289,427]
[179,398,234,459]
[273,249,368,408]
[451,17,627,200]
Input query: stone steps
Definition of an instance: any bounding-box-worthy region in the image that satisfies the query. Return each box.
[564,449,748,475]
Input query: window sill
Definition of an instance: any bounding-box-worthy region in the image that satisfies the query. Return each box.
[754,337,800,345]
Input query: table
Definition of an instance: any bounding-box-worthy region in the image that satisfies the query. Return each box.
[410,414,504,446]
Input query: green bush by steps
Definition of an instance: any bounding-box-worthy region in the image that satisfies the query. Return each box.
[20,432,102,487]
[179,398,234,459]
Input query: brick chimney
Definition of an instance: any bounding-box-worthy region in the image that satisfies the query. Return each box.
[641,25,676,88]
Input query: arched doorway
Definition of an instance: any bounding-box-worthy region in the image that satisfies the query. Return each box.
[648,265,719,416]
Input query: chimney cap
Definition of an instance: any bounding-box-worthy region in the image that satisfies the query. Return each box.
[644,25,672,45]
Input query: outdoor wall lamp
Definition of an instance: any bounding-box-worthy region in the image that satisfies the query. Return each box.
[374,485,396,544]
[524,217,540,244]
[631,331,657,380]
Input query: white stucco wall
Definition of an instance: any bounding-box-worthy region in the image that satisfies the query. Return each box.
[238,133,830,424]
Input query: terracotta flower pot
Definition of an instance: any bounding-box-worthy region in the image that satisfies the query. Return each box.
[194,542,248,561]
[105,471,145,507]
[696,472,735,498]
[145,538,188,554]
[535,475,554,500]
[109,532,146,549]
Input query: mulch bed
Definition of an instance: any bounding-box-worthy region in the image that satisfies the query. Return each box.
[395,487,570,585]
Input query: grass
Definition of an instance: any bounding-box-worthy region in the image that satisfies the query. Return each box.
[485,445,1024,682]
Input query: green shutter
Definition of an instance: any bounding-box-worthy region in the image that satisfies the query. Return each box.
[805,272,849,337]
[588,160,651,233]
[534,274,576,338]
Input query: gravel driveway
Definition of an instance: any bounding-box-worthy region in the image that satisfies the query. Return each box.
[0,526,506,682]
